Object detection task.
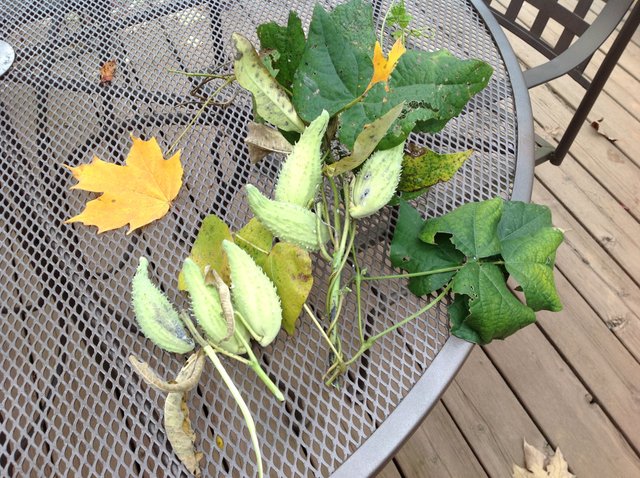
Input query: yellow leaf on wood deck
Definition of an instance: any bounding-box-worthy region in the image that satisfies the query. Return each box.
[65,136,183,234]
[366,39,406,92]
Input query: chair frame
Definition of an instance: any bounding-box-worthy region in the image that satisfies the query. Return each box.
[484,0,640,165]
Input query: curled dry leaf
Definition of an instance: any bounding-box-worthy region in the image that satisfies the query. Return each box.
[99,60,116,84]
[205,267,236,342]
[164,354,206,477]
[128,351,205,393]
[590,117,618,143]
[246,122,293,164]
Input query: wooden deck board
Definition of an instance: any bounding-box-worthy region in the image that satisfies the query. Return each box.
[382,2,640,477]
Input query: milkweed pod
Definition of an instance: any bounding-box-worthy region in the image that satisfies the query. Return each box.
[246,184,330,251]
[350,142,405,219]
[181,258,249,354]
[275,110,329,208]
[131,257,194,354]
[222,240,282,347]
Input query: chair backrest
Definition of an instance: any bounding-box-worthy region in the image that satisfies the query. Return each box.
[483,0,635,88]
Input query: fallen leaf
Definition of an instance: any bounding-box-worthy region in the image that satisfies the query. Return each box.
[129,351,204,393]
[398,147,472,192]
[177,215,232,290]
[165,358,203,478]
[245,122,293,164]
[590,117,618,143]
[366,39,406,92]
[99,60,116,84]
[513,440,574,478]
[234,217,273,268]
[66,136,182,234]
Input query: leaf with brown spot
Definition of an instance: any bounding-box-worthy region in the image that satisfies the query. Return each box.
[99,60,116,84]
[590,117,618,143]
[262,242,313,335]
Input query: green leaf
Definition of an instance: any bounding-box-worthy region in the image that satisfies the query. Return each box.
[398,148,472,192]
[499,202,564,312]
[448,294,478,343]
[291,0,376,120]
[387,0,412,30]
[390,201,464,296]
[338,50,493,149]
[178,215,232,290]
[234,217,273,268]
[452,261,536,344]
[420,197,503,258]
[325,102,404,176]
[257,11,306,91]
[262,243,313,335]
[232,33,304,133]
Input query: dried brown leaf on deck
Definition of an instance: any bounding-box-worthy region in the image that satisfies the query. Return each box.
[513,440,575,478]
[590,117,618,143]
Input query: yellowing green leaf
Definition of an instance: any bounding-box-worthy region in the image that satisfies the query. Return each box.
[263,243,313,335]
[325,102,404,176]
[398,148,472,192]
[234,217,273,268]
[232,33,304,133]
[66,136,183,234]
[178,215,232,290]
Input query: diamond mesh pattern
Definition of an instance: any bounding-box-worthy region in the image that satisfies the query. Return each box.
[0,0,519,476]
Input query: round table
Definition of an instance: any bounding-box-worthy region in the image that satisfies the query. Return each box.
[0,1,533,476]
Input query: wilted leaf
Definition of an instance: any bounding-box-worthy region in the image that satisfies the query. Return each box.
[398,148,472,192]
[178,215,232,290]
[129,351,204,393]
[513,440,575,478]
[325,102,404,176]
[232,33,304,133]
[99,59,116,84]
[66,136,183,234]
[234,217,273,268]
[245,122,293,164]
[164,359,203,478]
[257,11,306,91]
[262,242,313,334]
[366,39,406,92]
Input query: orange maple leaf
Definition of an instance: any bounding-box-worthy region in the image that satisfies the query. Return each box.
[366,39,406,92]
[65,136,183,234]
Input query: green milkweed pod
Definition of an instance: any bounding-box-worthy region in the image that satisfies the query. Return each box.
[350,142,405,219]
[181,258,250,354]
[246,184,330,252]
[222,240,282,347]
[275,110,329,208]
[131,257,194,354]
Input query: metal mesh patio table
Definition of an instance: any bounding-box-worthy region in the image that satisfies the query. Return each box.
[0,0,533,476]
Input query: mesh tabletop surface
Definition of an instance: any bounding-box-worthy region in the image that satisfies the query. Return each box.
[0,0,527,476]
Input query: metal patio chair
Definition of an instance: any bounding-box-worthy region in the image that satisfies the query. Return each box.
[483,0,640,165]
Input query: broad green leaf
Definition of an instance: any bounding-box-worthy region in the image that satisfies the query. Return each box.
[448,294,479,343]
[420,197,503,258]
[232,33,304,133]
[291,0,375,120]
[496,202,563,312]
[452,261,536,344]
[257,11,306,91]
[398,148,472,192]
[325,102,404,176]
[338,50,493,149]
[245,122,293,164]
[390,200,464,296]
[178,215,232,290]
[263,243,313,335]
[234,217,273,268]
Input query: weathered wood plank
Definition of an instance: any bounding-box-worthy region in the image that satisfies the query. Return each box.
[528,82,640,221]
[532,182,640,362]
[442,347,549,477]
[376,461,402,478]
[394,401,488,477]
[534,159,640,285]
[484,324,640,477]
